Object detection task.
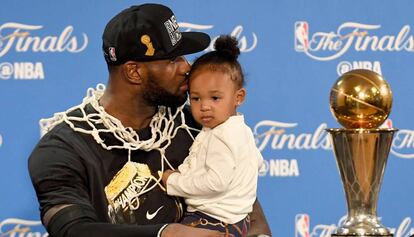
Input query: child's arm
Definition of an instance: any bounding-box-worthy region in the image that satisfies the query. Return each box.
[164,135,235,198]
[161,169,176,186]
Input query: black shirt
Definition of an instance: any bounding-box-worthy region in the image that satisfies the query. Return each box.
[28,105,199,236]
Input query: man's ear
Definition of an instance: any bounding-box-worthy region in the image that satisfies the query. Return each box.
[123,61,142,84]
[236,88,246,106]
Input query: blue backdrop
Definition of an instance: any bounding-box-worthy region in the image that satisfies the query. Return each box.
[1,1,413,236]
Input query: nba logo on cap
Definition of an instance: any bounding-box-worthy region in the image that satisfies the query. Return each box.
[295,214,310,237]
[109,47,117,62]
[295,21,309,52]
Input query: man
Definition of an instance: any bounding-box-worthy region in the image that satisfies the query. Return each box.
[28,3,271,237]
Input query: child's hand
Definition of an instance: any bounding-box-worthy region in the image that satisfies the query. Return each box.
[162,169,175,186]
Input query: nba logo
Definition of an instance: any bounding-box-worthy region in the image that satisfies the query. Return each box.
[294,21,309,52]
[380,119,393,129]
[295,214,310,237]
[109,47,117,62]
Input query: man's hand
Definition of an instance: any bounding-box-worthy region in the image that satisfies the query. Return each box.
[248,199,272,236]
[161,223,223,237]
[162,169,175,186]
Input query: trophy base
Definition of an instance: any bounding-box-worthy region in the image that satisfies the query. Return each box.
[332,235,393,237]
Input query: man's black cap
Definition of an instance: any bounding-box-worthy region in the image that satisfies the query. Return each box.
[102,4,211,65]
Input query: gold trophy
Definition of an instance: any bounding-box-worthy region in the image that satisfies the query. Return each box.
[327,69,396,237]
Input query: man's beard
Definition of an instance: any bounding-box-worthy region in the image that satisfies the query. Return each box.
[142,75,187,108]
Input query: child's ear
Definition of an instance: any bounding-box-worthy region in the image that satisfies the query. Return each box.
[236,88,246,106]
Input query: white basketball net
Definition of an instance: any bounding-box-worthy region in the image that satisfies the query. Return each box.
[39,83,198,205]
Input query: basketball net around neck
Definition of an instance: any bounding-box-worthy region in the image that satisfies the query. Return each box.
[39,84,198,222]
[40,83,197,161]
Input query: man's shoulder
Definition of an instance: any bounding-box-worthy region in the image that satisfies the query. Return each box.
[36,116,99,158]
[28,122,85,175]
[41,122,77,143]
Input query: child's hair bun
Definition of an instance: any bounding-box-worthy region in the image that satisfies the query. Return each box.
[214,35,240,61]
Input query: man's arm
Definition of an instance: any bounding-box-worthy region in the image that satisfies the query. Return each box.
[161,224,224,237]
[248,199,272,237]
[45,204,223,237]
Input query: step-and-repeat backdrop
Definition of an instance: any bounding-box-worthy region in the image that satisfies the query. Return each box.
[1,1,414,236]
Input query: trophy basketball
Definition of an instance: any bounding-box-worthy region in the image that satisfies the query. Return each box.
[326,69,396,237]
